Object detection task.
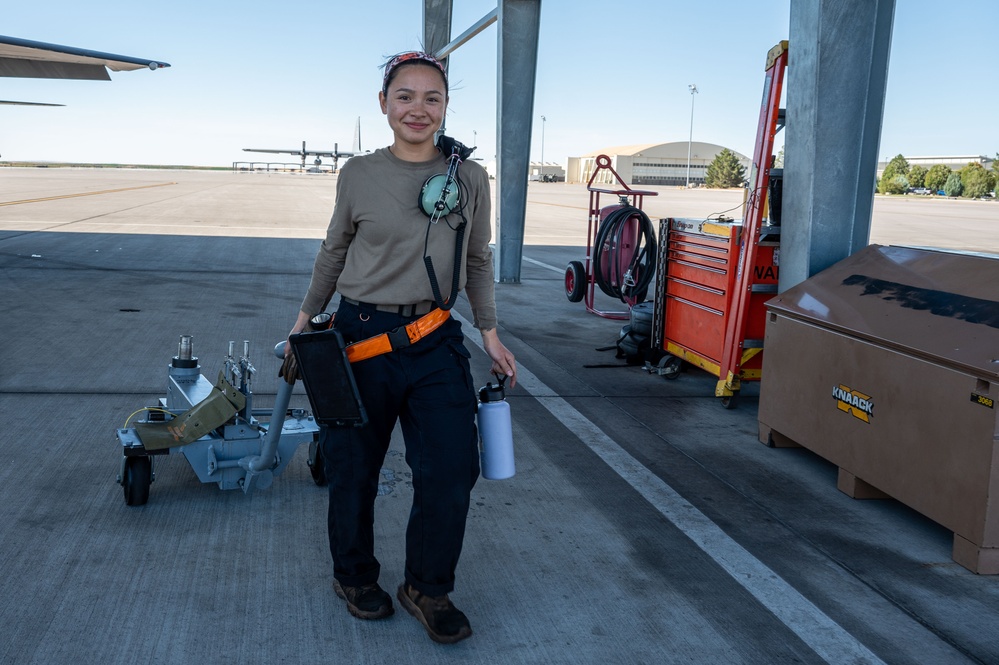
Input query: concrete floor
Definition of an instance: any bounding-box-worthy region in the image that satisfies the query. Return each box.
[1,168,998,664]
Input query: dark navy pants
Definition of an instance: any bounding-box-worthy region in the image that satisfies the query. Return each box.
[321,300,480,597]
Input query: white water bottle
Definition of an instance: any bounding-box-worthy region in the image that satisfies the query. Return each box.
[477,375,515,480]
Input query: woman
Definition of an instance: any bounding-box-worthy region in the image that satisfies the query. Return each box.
[286,51,516,645]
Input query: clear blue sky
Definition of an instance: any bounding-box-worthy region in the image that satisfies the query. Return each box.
[1,1,995,167]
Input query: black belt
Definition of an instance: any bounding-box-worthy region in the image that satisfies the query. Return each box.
[340,297,437,318]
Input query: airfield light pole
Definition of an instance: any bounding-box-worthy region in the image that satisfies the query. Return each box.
[686,84,698,188]
[540,115,546,180]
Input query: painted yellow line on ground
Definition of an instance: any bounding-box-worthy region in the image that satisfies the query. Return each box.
[528,200,588,210]
[0,182,177,207]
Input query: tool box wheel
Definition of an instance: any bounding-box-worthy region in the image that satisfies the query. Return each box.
[308,432,328,487]
[565,261,586,302]
[662,356,682,380]
[721,392,740,410]
[123,456,152,506]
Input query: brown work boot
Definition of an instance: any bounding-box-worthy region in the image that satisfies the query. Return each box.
[397,583,472,644]
[333,579,394,620]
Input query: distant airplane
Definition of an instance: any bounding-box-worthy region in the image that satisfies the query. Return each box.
[242,141,358,172]
[0,34,170,105]
[242,118,365,172]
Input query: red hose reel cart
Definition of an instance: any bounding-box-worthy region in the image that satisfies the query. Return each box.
[564,155,658,320]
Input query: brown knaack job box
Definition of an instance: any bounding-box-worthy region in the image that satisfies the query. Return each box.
[758,245,999,574]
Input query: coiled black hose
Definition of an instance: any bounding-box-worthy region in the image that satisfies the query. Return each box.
[592,205,657,302]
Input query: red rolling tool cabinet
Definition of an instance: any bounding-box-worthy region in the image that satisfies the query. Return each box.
[650,41,787,407]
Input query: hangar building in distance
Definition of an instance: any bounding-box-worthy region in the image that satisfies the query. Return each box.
[565,141,751,186]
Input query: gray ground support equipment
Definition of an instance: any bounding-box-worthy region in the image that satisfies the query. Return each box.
[114,335,322,505]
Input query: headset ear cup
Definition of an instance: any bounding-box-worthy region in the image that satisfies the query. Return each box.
[419,173,459,217]
[419,175,436,217]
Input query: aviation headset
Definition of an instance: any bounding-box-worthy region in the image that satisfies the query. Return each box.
[418,133,475,221]
[418,133,476,310]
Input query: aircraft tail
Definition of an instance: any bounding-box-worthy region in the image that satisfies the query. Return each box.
[352,117,362,153]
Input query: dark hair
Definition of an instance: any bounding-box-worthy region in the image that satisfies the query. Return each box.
[381,51,448,95]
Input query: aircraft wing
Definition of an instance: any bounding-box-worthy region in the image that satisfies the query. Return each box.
[242,148,357,158]
[0,34,171,80]
[242,148,303,155]
[0,99,64,106]
[311,150,356,158]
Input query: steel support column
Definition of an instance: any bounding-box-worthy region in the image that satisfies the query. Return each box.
[422,0,453,61]
[495,0,541,283]
[781,0,896,291]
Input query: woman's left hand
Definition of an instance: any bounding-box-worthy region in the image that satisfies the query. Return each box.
[481,328,517,388]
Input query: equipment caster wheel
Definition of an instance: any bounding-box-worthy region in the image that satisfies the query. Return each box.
[721,392,740,410]
[123,456,152,506]
[661,356,682,380]
[565,261,586,302]
[308,430,328,486]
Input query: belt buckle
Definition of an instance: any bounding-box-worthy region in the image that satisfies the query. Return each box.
[386,326,412,350]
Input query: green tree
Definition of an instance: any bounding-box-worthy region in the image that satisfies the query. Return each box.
[908,165,927,189]
[885,154,910,176]
[961,165,993,198]
[925,164,951,192]
[878,153,910,193]
[943,173,964,197]
[704,148,746,188]
[959,162,982,180]
[958,163,992,198]
[882,174,909,195]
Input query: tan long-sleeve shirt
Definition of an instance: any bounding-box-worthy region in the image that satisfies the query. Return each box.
[301,147,497,330]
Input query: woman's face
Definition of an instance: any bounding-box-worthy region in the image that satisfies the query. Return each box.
[379,64,447,152]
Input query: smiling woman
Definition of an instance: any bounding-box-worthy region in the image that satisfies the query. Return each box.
[283,50,516,646]
[378,52,449,161]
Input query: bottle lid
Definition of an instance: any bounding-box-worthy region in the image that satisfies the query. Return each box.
[478,373,507,402]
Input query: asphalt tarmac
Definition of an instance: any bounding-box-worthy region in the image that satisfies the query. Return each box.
[1,167,998,664]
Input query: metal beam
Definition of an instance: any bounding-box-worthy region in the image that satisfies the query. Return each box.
[781,0,896,291]
[495,0,541,283]
[434,9,498,60]
[422,0,453,62]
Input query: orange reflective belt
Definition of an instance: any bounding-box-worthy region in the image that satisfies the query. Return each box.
[345,308,452,363]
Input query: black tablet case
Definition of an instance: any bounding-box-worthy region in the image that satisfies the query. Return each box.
[288,328,368,428]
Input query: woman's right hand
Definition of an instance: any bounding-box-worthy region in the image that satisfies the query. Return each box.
[284,310,312,357]
[278,310,313,384]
